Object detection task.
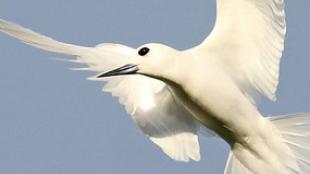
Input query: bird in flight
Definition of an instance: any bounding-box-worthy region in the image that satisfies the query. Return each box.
[1,0,310,173]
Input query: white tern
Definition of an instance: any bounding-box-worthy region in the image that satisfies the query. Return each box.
[1,0,310,174]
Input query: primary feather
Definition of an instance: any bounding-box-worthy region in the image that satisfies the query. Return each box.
[0,18,201,162]
[201,0,286,102]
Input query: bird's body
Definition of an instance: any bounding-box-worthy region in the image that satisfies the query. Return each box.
[148,45,295,174]
[1,0,310,173]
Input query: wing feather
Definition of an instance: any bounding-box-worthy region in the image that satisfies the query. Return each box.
[201,0,286,102]
[103,76,201,161]
[0,19,201,161]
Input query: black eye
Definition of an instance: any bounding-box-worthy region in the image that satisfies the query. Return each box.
[138,47,150,56]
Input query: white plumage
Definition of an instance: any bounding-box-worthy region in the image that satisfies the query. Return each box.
[202,0,286,102]
[1,0,310,173]
[0,19,202,163]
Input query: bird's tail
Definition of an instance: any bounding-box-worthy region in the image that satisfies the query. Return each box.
[224,113,310,174]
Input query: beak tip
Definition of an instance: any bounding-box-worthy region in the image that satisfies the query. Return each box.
[96,64,139,79]
[96,74,105,78]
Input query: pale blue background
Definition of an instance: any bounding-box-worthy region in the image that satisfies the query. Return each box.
[0,0,309,174]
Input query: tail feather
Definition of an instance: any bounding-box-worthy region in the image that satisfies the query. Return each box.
[271,114,310,173]
[224,152,253,174]
[225,114,310,174]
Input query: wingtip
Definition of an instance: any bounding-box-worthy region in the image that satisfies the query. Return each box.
[0,18,9,29]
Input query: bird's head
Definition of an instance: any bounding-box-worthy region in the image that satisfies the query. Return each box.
[97,43,179,80]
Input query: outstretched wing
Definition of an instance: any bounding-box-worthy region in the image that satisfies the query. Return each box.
[0,19,137,72]
[0,19,200,161]
[104,76,200,161]
[201,0,286,102]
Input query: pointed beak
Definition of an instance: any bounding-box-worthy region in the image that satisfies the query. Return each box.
[96,64,139,78]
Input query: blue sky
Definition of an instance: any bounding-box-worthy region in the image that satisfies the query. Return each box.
[0,0,310,174]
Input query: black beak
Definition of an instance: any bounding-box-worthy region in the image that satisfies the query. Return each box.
[96,64,139,78]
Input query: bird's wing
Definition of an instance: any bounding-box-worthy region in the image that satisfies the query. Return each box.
[200,0,286,102]
[0,19,137,72]
[0,19,201,162]
[103,76,201,161]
